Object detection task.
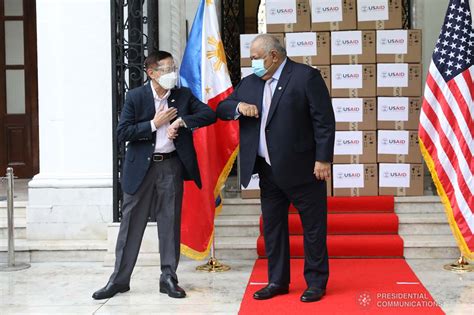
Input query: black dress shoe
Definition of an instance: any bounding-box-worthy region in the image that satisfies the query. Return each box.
[159,276,186,298]
[92,282,130,300]
[300,287,325,302]
[253,283,289,300]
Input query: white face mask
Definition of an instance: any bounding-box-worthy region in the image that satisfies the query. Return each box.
[156,71,177,90]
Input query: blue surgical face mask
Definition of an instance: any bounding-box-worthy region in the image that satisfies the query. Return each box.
[252,59,267,77]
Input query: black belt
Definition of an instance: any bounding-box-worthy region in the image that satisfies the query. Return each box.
[152,151,177,162]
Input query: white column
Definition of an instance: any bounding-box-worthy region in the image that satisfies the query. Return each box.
[28,0,113,240]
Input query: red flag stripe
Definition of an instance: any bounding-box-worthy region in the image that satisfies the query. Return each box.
[419,126,474,249]
[421,102,474,205]
[420,110,474,218]
[428,64,474,149]
[426,74,474,161]
[422,78,474,178]
[450,76,474,138]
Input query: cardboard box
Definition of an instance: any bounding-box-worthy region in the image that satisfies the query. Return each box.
[377,130,423,163]
[379,163,424,196]
[377,29,422,63]
[331,64,376,97]
[333,164,378,196]
[241,173,332,198]
[377,97,421,130]
[287,32,330,65]
[357,0,403,30]
[333,98,376,130]
[311,0,357,31]
[377,63,422,97]
[331,30,376,64]
[313,65,331,94]
[240,33,285,67]
[266,0,311,33]
[333,131,377,163]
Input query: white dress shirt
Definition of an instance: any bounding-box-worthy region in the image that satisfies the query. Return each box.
[257,58,287,164]
[149,83,176,153]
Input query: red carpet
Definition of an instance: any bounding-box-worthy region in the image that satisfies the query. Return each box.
[241,197,443,314]
[239,259,444,315]
[258,196,404,258]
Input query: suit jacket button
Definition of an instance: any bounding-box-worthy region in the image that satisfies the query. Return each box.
[147,157,151,161]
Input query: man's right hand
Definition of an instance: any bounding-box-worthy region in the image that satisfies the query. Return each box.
[238,102,259,118]
[153,105,178,128]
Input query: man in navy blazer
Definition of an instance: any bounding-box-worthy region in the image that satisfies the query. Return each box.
[217,34,335,303]
[93,51,216,300]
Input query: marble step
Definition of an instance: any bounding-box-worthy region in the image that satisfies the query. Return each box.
[394,196,444,214]
[215,215,260,237]
[214,236,258,260]
[220,199,261,216]
[398,213,452,235]
[0,217,27,239]
[0,201,27,218]
[401,235,460,259]
[0,239,107,263]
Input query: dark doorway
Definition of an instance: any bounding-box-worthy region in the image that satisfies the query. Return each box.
[0,0,38,178]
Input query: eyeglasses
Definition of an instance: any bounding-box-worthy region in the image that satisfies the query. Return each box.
[154,65,177,74]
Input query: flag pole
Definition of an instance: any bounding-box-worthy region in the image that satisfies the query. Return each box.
[196,231,230,272]
[443,256,473,273]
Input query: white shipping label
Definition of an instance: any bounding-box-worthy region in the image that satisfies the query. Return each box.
[378,130,409,155]
[241,67,253,78]
[242,173,260,190]
[377,97,409,121]
[240,34,258,58]
[332,65,363,89]
[333,164,365,188]
[311,0,343,23]
[377,63,409,88]
[379,163,411,188]
[377,30,408,55]
[332,98,364,122]
[331,31,363,56]
[357,0,389,22]
[334,131,363,155]
[266,0,297,24]
[286,32,318,57]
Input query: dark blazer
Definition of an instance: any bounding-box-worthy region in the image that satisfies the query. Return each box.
[216,59,335,189]
[117,83,216,195]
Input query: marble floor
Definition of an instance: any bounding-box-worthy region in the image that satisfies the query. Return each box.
[0,258,472,315]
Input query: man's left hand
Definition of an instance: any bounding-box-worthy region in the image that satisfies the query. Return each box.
[314,161,331,181]
[167,119,182,140]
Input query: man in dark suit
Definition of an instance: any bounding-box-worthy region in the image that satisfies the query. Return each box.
[217,34,335,303]
[93,51,216,300]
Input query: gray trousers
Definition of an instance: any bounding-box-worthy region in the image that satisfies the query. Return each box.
[109,156,184,285]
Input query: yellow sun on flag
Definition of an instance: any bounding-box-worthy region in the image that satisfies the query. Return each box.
[206,36,228,73]
[206,0,213,5]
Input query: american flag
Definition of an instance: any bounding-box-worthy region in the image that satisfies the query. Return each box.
[419,0,474,260]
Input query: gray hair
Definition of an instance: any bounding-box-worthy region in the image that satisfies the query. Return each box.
[251,34,287,57]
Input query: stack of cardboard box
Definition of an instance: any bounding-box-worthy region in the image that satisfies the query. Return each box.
[238,0,424,198]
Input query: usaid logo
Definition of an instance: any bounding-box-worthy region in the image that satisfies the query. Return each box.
[270,8,294,15]
[383,171,408,178]
[361,5,386,13]
[381,105,407,112]
[316,6,340,14]
[337,106,361,113]
[336,73,360,80]
[382,72,406,79]
[337,172,362,179]
[336,39,360,46]
[336,139,360,146]
[382,138,406,145]
[381,38,405,46]
[290,40,315,48]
